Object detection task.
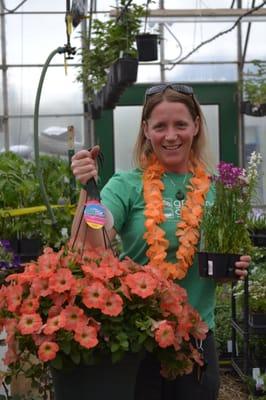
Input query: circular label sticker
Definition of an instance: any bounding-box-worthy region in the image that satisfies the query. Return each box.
[84,200,106,229]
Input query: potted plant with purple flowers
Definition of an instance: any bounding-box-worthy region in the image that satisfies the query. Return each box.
[198,152,262,280]
[0,240,22,285]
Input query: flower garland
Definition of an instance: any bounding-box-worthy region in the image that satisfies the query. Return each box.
[143,155,210,280]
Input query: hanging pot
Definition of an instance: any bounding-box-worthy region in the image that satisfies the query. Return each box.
[241,101,266,117]
[136,33,158,61]
[250,229,266,247]
[102,81,119,110]
[18,237,42,262]
[89,102,101,120]
[197,252,240,280]
[114,55,138,87]
[249,312,266,329]
[51,352,142,400]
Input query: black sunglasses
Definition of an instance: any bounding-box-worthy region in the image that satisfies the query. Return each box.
[144,84,194,102]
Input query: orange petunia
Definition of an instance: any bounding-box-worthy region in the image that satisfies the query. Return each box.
[20,297,40,314]
[125,271,157,299]
[74,325,99,349]
[38,341,59,362]
[18,313,42,335]
[60,305,86,332]
[49,268,75,293]
[6,284,23,312]
[101,292,123,316]
[31,277,52,297]
[43,314,66,335]
[154,321,176,348]
[82,281,108,309]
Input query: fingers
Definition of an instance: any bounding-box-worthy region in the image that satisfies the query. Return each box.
[235,255,251,280]
[90,145,100,160]
[71,146,100,185]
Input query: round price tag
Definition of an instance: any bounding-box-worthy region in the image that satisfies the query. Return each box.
[84,200,106,229]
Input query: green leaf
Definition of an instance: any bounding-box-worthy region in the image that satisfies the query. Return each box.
[70,349,81,365]
[111,350,124,363]
[110,343,120,353]
[50,353,63,369]
[60,340,71,355]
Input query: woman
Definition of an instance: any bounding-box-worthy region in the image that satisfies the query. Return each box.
[71,84,250,400]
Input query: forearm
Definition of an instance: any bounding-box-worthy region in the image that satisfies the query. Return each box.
[70,189,106,250]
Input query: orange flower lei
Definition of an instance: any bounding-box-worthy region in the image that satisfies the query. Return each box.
[143,156,210,280]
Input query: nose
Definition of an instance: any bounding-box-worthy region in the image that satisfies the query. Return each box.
[165,127,178,141]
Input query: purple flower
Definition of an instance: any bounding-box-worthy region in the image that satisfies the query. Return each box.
[0,240,12,251]
[215,161,245,187]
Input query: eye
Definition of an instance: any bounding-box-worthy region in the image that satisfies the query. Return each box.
[153,123,165,131]
[176,122,188,129]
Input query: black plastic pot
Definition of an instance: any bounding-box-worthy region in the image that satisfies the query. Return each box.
[19,238,42,262]
[250,229,266,247]
[114,55,138,87]
[197,252,240,280]
[51,352,142,400]
[249,312,266,329]
[89,102,101,120]
[102,82,119,110]
[241,101,266,117]
[136,33,158,61]
[5,237,42,262]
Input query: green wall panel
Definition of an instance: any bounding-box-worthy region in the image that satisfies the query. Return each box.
[95,82,239,186]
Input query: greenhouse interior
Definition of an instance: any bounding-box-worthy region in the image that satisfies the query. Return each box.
[0,0,265,399]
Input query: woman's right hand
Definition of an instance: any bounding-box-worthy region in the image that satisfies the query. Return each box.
[71,145,100,185]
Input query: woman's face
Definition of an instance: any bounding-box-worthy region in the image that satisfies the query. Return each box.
[143,100,199,173]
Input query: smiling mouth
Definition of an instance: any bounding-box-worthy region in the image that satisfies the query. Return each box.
[162,144,182,150]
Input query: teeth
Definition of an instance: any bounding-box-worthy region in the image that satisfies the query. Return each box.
[163,145,181,150]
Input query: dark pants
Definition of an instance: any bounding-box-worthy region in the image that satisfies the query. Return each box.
[135,331,220,400]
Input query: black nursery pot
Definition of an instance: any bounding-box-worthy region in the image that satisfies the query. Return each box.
[51,352,142,400]
[241,101,266,117]
[19,238,42,262]
[114,55,138,87]
[136,33,158,61]
[249,312,266,329]
[250,229,266,247]
[197,252,240,280]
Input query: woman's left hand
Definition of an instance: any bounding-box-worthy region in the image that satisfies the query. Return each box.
[235,255,251,279]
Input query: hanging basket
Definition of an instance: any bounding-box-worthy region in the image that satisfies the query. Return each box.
[197,252,240,280]
[51,352,143,400]
[249,312,266,329]
[241,101,266,117]
[250,228,266,247]
[114,55,138,87]
[136,33,158,61]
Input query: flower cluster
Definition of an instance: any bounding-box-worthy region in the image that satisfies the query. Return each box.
[0,240,20,270]
[213,161,245,187]
[0,245,208,384]
[201,152,262,254]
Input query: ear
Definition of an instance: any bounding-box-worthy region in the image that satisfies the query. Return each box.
[193,116,200,137]
[142,120,150,140]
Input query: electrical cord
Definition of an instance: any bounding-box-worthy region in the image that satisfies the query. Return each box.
[164,1,266,70]
[0,0,28,14]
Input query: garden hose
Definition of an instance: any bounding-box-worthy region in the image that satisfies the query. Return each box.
[33,46,75,225]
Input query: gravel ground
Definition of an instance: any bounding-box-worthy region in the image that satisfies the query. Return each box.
[219,370,249,400]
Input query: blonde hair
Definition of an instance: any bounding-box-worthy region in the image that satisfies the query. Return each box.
[133,88,214,171]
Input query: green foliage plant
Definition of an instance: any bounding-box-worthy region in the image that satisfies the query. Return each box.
[0,152,74,247]
[76,0,144,99]
[243,60,266,105]
[201,152,262,254]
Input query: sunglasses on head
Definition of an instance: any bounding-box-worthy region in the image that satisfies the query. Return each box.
[144,84,194,102]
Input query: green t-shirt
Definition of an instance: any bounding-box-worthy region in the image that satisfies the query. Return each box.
[101,169,216,329]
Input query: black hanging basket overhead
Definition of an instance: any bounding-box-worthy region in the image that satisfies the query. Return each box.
[241,101,266,117]
[136,33,158,61]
